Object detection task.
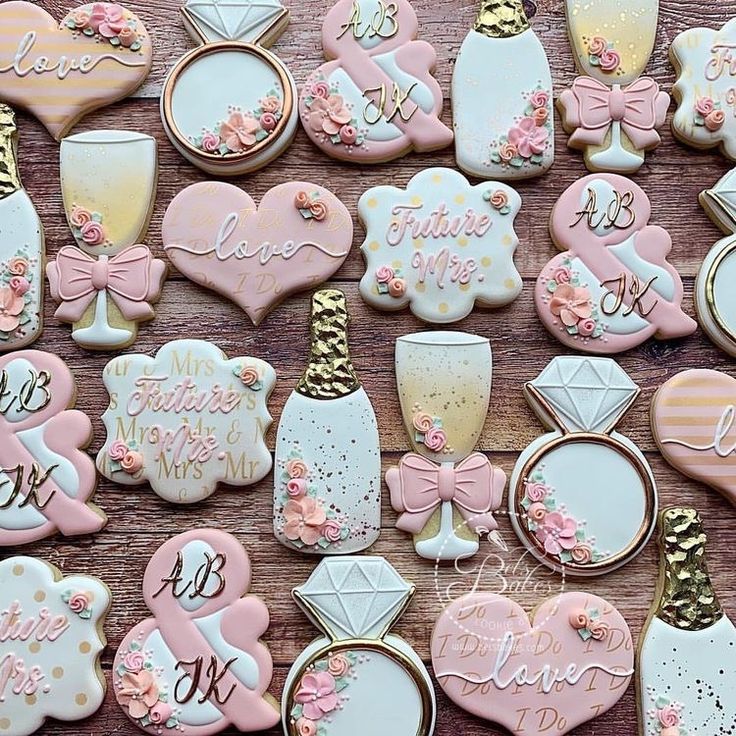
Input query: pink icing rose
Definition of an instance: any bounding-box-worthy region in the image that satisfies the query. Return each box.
[8,257,28,276]
[588,36,608,56]
[375,265,394,283]
[294,191,311,210]
[599,49,621,72]
[0,286,23,334]
[201,131,221,152]
[283,497,326,546]
[286,459,309,479]
[658,706,681,728]
[149,701,173,724]
[121,451,144,474]
[260,95,281,113]
[508,117,549,158]
[70,205,92,228]
[571,543,593,564]
[296,717,318,736]
[524,481,548,502]
[568,608,590,630]
[308,95,352,136]
[68,592,89,613]
[535,511,578,555]
[424,426,447,452]
[108,439,128,462]
[588,618,610,641]
[577,318,597,337]
[553,266,571,285]
[706,110,726,131]
[327,653,351,677]
[498,142,518,162]
[294,672,338,720]
[80,220,105,245]
[489,190,508,209]
[117,25,138,46]
[286,478,307,498]
[339,124,357,145]
[695,96,715,116]
[529,89,549,109]
[532,107,549,126]
[412,411,435,433]
[221,112,259,152]
[528,502,547,523]
[260,112,277,132]
[9,276,29,296]
[123,650,145,673]
[117,670,159,720]
[310,81,330,99]
[388,278,406,297]
[69,9,90,28]
[239,366,260,387]
[550,284,592,327]
[89,3,126,38]
[309,201,327,221]
[320,519,343,543]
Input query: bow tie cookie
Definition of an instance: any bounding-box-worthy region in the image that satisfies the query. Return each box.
[299,0,453,163]
[0,2,152,140]
[113,530,280,734]
[0,350,105,547]
[432,590,634,735]
[46,130,165,350]
[535,173,696,354]
[163,181,352,326]
[386,331,506,561]
[97,339,276,504]
[557,0,669,173]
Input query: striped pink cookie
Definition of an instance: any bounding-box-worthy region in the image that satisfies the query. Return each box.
[651,369,736,505]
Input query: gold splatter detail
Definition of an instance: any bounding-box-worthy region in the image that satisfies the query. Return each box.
[0,718,10,730]
[502,234,513,246]
[28,642,40,654]
[504,278,517,290]
[25,695,36,706]
[33,590,46,603]
[460,283,470,292]
[368,240,380,251]
[432,173,442,184]
[415,283,426,293]
[391,260,403,269]
[79,641,91,654]
[457,237,468,247]
[438,303,449,314]
[454,194,465,205]
[366,198,377,208]
[481,256,492,268]
[52,667,64,679]
[411,195,422,206]
[12,565,23,576]
[75,693,88,706]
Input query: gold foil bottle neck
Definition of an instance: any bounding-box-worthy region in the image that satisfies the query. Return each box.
[654,507,723,631]
[0,104,22,200]
[473,0,529,38]
[296,289,360,399]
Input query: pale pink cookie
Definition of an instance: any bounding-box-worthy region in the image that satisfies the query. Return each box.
[163,181,352,326]
[113,529,280,735]
[0,2,152,140]
[432,590,634,736]
[535,173,696,354]
[299,0,453,163]
[0,350,105,546]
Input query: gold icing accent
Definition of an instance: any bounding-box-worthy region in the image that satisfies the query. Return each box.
[0,104,21,200]
[473,0,529,39]
[655,507,723,631]
[296,289,360,399]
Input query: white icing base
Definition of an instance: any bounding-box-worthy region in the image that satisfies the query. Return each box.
[587,121,646,173]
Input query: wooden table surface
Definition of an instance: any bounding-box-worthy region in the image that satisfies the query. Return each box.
[4,0,736,734]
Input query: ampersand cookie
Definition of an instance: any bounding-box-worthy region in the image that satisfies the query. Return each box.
[0,350,105,547]
[163,181,352,326]
[0,555,111,736]
[671,17,736,159]
[299,0,453,163]
[0,2,152,140]
[113,530,280,735]
[535,173,696,354]
[359,167,522,323]
[432,590,634,736]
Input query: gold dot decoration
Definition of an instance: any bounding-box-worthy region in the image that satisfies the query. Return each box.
[75,693,88,706]
[28,642,40,654]
[481,256,492,268]
[25,695,36,706]
[438,303,449,314]
[12,565,23,576]
[504,278,517,290]
[368,240,380,251]
[33,590,46,603]
[0,718,10,730]
[52,667,64,679]
[79,641,92,654]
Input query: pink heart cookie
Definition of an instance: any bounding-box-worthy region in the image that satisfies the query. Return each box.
[651,369,736,506]
[0,2,152,140]
[163,181,353,325]
[431,591,634,736]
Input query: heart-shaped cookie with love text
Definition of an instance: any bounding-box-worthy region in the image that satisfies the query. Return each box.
[163,181,353,325]
[0,2,152,140]
[652,369,736,506]
[431,591,634,736]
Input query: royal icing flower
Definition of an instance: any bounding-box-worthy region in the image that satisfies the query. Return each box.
[117,25,138,47]
[239,366,260,387]
[424,426,447,452]
[310,81,330,99]
[339,124,358,145]
[9,276,29,296]
[321,519,343,543]
[149,701,173,725]
[284,497,327,546]
[7,257,28,275]
[375,265,394,284]
[524,481,548,502]
[309,200,327,221]
[70,8,90,28]
[534,511,578,555]
[89,3,126,38]
[286,478,307,498]
[588,618,610,641]
[123,650,145,673]
[489,190,509,209]
[571,543,593,564]
[550,284,592,326]
[80,220,105,245]
[705,110,726,132]
[532,107,549,126]
[121,451,144,474]
[117,670,159,720]
[577,317,597,337]
[294,672,338,720]
[588,36,608,56]
[260,95,281,113]
[529,89,549,109]
[498,141,518,162]
[68,592,90,614]
[221,112,259,152]
[412,412,435,433]
[658,706,681,729]
[308,95,352,136]
[294,191,311,209]
[200,131,221,152]
[70,206,92,228]
[568,608,590,630]
[388,278,406,297]
[695,96,715,116]
[108,439,128,462]
[327,653,351,677]
[286,458,309,479]
[260,112,277,131]
[599,49,621,72]
[527,502,547,522]
[0,286,23,334]
[508,117,549,158]
[296,717,318,736]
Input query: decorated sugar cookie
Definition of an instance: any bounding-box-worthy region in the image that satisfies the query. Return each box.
[432,590,634,736]
[163,181,352,326]
[97,340,276,504]
[0,556,110,736]
[114,530,280,734]
[651,369,736,507]
[274,290,380,554]
[0,350,105,547]
[509,356,657,575]
[535,173,696,354]
[453,0,554,180]
[46,131,166,351]
[299,0,453,163]
[0,105,43,352]
[387,332,506,561]
[0,2,152,140]
[671,18,736,159]
[558,0,669,173]
[638,508,736,736]
[359,167,522,323]
[284,556,436,736]
[161,0,297,175]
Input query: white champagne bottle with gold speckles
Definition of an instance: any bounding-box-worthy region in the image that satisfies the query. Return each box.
[452,0,553,180]
[273,289,381,554]
[638,507,736,735]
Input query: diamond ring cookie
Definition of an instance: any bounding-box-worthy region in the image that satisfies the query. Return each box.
[298,0,453,163]
[453,0,554,180]
[0,2,152,140]
[0,555,111,736]
[557,0,669,173]
[283,556,436,736]
[432,590,634,736]
[161,0,298,175]
[509,356,657,576]
[274,290,381,554]
[359,167,523,323]
[535,173,696,354]
[113,530,280,734]
[96,340,276,504]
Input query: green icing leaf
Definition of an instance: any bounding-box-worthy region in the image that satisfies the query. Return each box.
[255,130,268,142]
[575,529,586,541]
[588,607,600,619]
[578,627,593,641]
[490,152,502,164]
[130,640,141,651]
[543,497,556,510]
[509,157,524,168]
[520,496,531,510]
[547,280,558,293]
[79,608,92,620]
[340,527,350,540]
[335,677,349,691]
[317,537,331,549]
[290,704,303,719]
[559,550,573,563]
[530,153,544,164]
[165,717,179,728]
[654,695,671,709]
[313,659,328,671]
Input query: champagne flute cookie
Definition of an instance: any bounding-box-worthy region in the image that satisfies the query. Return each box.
[0,1,152,140]
[453,0,554,180]
[113,530,280,734]
[535,173,696,354]
[96,339,276,504]
[558,0,669,173]
[161,0,297,175]
[299,0,453,163]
